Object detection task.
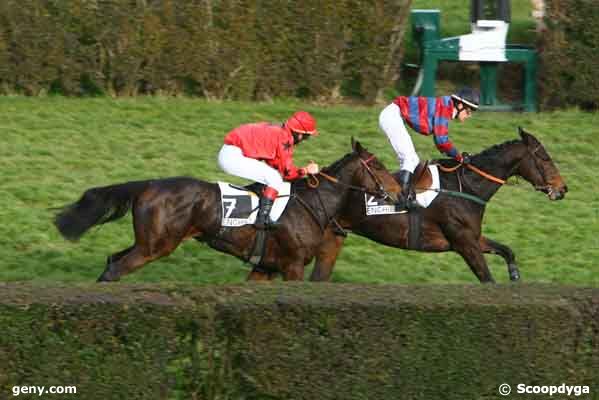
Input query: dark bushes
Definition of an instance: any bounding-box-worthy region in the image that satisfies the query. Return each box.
[0,0,411,101]
[1,283,598,399]
[539,0,599,109]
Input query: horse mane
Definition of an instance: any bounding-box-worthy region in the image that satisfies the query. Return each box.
[474,139,521,162]
[321,151,358,175]
[434,138,522,166]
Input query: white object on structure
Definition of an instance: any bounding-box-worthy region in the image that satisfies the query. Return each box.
[459,20,509,62]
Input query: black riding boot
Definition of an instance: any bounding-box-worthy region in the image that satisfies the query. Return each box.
[398,170,416,210]
[255,197,278,229]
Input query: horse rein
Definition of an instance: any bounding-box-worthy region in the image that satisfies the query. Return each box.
[299,154,393,235]
[432,160,505,206]
[437,143,552,194]
[437,162,506,185]
[307,155,394,200]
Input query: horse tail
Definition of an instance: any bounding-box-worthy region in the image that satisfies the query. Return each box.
[54,180,151,241]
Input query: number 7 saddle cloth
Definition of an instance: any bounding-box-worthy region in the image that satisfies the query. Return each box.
[217,182,291,227]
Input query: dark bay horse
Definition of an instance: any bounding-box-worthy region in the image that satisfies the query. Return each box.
[311,128,568,283]
[54,140,400,282]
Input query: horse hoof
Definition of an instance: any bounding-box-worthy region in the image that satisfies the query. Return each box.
[97,271,116,282]
[509,265,520,281]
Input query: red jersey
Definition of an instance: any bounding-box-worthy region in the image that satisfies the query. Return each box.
[224,122,306,180]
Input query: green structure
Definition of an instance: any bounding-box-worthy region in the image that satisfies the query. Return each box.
[411,0,538,112]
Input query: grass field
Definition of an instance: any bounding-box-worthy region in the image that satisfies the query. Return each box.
[1,96,597,285]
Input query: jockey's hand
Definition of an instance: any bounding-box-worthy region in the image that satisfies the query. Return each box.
[460,152,472,165]
[305,162,319,175]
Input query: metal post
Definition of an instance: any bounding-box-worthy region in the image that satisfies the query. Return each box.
[522,52,538,112]
[480,62,498,106]
[420,52,438,97]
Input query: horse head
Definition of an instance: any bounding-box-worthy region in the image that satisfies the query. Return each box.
[350,138,401,202]
[516,127,568,200]
[322,138,399,202]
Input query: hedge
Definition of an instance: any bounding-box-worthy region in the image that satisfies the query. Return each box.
[1,283,598,399]
[539,0,599,110]
[0,0,411,102]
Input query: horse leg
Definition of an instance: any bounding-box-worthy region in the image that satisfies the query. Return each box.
[98,245,134,281]
[449,232,495,283]
[106,246,134,266]
[98,245,147,282]
[479,236,520,281]
[98,199,186,282]
[310,228,346,282]
[247,267,276,281]
[283,262,305,281]
[97,235,184,282]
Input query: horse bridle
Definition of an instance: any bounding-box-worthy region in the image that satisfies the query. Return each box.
[358,155,396,200]
[523,144,555,193]
[298,154,395,234]
[439,143,552,194]
[307,154,395,200]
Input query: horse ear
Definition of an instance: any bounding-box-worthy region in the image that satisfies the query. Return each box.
[519,127,538,146]
[355,140,365,153]
[351,137,365,153]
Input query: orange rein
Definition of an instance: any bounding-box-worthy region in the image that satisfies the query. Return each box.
[307,155,374,189]
[307,171,338,188]
[438,163,506,185]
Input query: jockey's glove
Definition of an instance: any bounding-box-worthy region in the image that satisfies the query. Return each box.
[460,152,472,165]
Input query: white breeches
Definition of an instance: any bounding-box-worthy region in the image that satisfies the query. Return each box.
[378,103,420,173]
[217,145,285,192]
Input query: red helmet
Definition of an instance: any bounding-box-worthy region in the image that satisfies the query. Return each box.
[285,111,318,136]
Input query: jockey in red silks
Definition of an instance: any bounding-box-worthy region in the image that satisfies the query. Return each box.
[218,111,319,229]
[378,87,480,209]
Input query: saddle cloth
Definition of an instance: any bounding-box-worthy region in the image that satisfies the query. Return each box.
[364,164,440,216]
[217,182,291,227]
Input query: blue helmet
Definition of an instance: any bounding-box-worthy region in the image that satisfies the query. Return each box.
[451,87,480,110]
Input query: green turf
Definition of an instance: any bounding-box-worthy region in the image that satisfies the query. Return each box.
[0,96,596,284]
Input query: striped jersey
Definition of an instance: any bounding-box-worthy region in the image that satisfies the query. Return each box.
[393,96,459,159]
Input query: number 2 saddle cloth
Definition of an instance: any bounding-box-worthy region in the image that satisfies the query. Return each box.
[364,164,441,216]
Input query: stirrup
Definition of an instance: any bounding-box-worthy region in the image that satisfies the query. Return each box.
[395,193,416,213]
[255,222,279,230]
[406,193,419,209]
[255,217,279,230]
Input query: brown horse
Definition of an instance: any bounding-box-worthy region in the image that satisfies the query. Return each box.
[310,128,568,283]
[54,140,400,282]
